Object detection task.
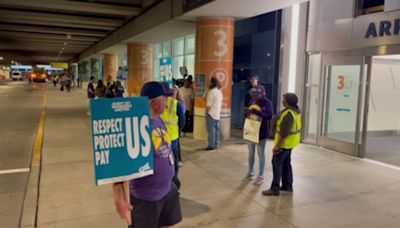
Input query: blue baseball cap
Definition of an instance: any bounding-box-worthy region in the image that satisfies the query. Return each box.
[140,81,172,99]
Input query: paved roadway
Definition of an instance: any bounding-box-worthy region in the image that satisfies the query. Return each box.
[0,80,46,228]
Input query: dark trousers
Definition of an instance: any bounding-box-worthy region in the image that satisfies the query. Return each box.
[171,140,181,190]
[270,148,293,191]
[183,111,193,132]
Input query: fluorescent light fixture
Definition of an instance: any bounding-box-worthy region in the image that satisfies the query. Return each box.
[288,3,300,93]
[0,56,3,60]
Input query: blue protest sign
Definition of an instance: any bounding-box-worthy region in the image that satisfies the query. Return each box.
[90,97,154,185]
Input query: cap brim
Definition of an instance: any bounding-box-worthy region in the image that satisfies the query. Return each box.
[163,91,173,97]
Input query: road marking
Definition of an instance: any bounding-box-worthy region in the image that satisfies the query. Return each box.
[0,168,30,175]
[31,91,48,166]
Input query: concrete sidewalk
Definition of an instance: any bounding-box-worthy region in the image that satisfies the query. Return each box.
[35,86,400,228]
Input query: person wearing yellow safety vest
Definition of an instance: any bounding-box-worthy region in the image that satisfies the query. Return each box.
[160,82,186,190]
[263,93,302,196]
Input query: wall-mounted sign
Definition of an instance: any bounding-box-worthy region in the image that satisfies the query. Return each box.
[353,10,400,49]
[160,57,172,86]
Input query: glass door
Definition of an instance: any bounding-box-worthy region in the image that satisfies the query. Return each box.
[320,55,370,156]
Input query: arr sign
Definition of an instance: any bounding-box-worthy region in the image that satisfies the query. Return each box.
[90,97,154,185]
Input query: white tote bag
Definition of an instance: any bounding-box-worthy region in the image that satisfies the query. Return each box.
[243,118,261,144]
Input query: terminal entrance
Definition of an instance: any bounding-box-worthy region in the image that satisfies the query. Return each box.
[304,52,400,167]
[364,55,400,166]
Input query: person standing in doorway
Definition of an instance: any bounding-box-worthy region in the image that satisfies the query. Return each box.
[113,81,182,228]
[243,93,273,185]
[205,77,223,150]
[262,93,302,196]
[160,83,185,190]
[245,74,266,109]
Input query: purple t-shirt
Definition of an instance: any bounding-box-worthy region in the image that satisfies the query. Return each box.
[87,82,95,99]
[129,117,175,201]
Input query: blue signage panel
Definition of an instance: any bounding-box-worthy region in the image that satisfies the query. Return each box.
[90,97,154,185]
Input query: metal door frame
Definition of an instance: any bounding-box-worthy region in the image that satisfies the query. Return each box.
[318,54,371,156]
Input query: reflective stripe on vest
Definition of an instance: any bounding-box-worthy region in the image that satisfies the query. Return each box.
[160,97,179,141]
[274,109,302,149]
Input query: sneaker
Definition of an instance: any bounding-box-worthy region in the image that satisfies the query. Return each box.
[262,189,280,196]
[178,161,183,167]
[204,146,215,151]
[242,173,255,181]
[253,176,265,185]
[280,186,293,192]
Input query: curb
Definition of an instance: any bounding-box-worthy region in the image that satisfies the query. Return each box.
[19,92,47,228]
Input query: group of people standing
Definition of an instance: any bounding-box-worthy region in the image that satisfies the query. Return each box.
[107,73,301,228]
[242,74,302,196]
[87,75,125,100]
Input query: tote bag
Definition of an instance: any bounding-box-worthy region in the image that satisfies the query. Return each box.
[243,118,261,144]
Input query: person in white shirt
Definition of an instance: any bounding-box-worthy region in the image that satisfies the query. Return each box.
[205,77,223,150]
[179,79,195,134]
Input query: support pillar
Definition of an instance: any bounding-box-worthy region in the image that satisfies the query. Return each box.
[127,43,153,97]
[193,18,235,141]
[103,53,118,83]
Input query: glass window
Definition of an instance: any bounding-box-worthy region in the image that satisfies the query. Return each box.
[173,56,184,79]
[163,41,171,57]
[154,43,163,59]
[153,57,160,81]
[185,35,195,54]
[356,0,385,16]
[324,65,361,143]
[185,54,195,76]
[173,38,184,56]
[304,54,321,142]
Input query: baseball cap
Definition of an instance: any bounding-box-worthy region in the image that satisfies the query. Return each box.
[140,81,172,99]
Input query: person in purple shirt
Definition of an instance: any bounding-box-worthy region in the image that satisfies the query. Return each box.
[114,80,125,98]
[243,88,273,185]
[113,81,182,228]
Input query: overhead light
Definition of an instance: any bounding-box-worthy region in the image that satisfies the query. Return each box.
[66,34,71,39]
[64,42,68,46]
[61,47,65,50]
[0,56,3,60]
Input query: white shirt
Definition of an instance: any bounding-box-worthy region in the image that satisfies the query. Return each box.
[206,87,223,120]
[179,87,194,111]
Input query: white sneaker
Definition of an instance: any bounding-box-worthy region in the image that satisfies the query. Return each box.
[242,173,255,181]
[253,176,265,185]
[178,161,183,167]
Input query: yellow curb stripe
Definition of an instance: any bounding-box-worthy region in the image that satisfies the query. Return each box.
[32,92,47,166]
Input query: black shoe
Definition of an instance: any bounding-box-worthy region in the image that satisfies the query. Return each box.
[205,146,215,151]
[262,189,280,196]
[280,186,293,192]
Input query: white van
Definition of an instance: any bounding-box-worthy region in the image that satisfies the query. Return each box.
[11,71,23,81]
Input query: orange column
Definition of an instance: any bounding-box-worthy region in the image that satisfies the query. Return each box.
[127,43,153,97]
[103,53,118,83]
[194,18,235,140]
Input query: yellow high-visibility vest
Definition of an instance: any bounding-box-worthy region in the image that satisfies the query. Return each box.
[160,97,179,141]
[274,109,302,149]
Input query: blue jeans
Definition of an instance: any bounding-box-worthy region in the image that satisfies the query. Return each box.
[171,140,181,190]
[206,115,220,148]
[247,139,266,177]
[270,149,293,191]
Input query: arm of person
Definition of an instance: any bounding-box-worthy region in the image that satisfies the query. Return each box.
[272,112,294,154]
[113,182,133,225]
[177,102,186,131]
[206,91,213,115]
